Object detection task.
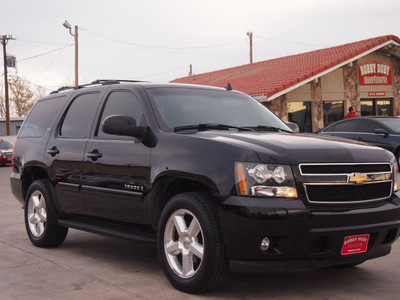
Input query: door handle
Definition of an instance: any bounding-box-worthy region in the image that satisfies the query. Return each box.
[47,146,60,157]
[86,150,102,161]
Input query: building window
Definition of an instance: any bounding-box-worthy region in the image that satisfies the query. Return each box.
[288,101,312,133]
[323,101,344,127]
[360,99,392,116]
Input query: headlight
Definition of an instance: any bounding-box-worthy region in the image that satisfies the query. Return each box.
[235,162,298,198]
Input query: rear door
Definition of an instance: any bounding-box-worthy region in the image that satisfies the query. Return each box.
[45,90,104,215]
[322,119,359,140]
[81,89,151,224]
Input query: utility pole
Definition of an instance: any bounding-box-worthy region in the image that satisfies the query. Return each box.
[1,35,15,136]
[74,25,78,86]
[247,32,253,64]
[63,21,79,86]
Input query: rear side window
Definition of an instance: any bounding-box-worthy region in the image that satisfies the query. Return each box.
[19,96,67,138]
[358,119,383,133]
[325,119,358,132]
[60,93,101,138]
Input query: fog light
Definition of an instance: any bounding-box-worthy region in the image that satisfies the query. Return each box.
[260,237,270,251]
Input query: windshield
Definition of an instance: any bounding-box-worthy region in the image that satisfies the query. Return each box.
[0,141,12,149]
[147,87,291,132]
[376,118,400,134]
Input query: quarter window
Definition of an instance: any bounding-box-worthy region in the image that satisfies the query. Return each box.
[19,96,67,138]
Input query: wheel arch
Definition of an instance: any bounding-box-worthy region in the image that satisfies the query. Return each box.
[148,173,221,229]
[21,165,50,205]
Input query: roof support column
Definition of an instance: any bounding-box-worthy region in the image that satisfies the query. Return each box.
[391,57,400,116]
[344,62,360,115]
[311,79,323,132]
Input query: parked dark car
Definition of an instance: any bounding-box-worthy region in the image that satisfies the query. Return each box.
[317,116,400,165]
[0,139,13,166]
[10,80,400,293]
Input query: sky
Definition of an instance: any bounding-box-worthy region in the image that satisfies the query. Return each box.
[1,0,400,94]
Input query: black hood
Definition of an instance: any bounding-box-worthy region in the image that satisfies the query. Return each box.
[191,131,394,165]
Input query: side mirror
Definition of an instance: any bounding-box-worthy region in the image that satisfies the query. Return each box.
[102,115,147,139]
[374,128,389,137]
[286,122,300,133]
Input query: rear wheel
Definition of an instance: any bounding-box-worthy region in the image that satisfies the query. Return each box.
[158,192,228,293]
[25,179,68,247]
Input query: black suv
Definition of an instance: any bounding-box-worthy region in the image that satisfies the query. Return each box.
[10,80,400,293]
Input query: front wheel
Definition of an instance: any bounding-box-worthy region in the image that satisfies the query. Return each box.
[157,192,228,293]
[25,179,68,247]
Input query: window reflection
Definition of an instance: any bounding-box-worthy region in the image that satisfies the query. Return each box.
[288,102,312,132]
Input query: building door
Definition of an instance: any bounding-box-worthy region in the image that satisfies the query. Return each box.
[360,99,393,116]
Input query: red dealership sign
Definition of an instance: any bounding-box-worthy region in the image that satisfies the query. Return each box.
[359,61,392,85]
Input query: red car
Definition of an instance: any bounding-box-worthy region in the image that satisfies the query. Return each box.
[0,139,13,166]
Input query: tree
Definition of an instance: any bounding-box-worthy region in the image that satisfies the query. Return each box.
[8,76,36,117]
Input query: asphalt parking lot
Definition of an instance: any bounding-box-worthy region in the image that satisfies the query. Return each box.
[0,165,399,300]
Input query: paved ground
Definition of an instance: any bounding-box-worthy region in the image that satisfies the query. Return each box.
[0,165,399,299]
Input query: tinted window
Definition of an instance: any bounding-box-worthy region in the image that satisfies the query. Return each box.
[148,88,290,132]
[96,91,144,139]
[19,96,67,138]
[326,119,358,132]
[60,93,101,138]
[359,119,383,133]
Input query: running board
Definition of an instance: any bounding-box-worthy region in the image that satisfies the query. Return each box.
[58,219,157,243]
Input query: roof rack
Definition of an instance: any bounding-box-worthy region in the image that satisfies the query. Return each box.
[50,79,146,94]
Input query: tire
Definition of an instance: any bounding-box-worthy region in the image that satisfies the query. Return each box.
[24,179,68,248]
[157,192,229,293]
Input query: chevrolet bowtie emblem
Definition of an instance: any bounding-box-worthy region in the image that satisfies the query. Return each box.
[348,173,368,184]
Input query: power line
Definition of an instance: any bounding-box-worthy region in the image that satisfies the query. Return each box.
[137,65,189,79]
[18,43,74,62]
[32,38,73,79]
[81,28,245,50]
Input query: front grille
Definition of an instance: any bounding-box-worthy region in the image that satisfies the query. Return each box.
[305,182,392,203]
[3,152,12,158]
[299,163,393,204]
[300,163,391,175]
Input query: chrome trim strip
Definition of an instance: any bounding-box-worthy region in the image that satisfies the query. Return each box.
[81,185,143,197]
[299,162,392,176]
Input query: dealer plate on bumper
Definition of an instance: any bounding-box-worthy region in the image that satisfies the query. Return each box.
[341,234,370,255]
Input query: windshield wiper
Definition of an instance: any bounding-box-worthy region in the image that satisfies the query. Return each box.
[247,125,293,133]
[174,123,255,132]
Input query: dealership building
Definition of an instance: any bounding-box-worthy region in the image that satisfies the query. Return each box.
[172,35,400,132]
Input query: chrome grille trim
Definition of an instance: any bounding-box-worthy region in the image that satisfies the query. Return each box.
[299,163,393,204]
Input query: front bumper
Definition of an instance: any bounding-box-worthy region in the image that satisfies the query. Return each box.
[219,193,400,272]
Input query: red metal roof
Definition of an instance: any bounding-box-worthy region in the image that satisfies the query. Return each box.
[171,35,400,99]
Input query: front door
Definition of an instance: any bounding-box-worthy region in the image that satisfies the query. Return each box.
[82,89,151,224]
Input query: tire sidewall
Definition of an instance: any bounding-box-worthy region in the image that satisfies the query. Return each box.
[24,179,67,247]
[157,193,222,293]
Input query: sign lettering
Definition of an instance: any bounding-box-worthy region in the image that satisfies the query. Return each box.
[359,61,392,85]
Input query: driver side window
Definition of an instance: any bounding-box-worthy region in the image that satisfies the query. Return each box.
[96,90,144,139]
